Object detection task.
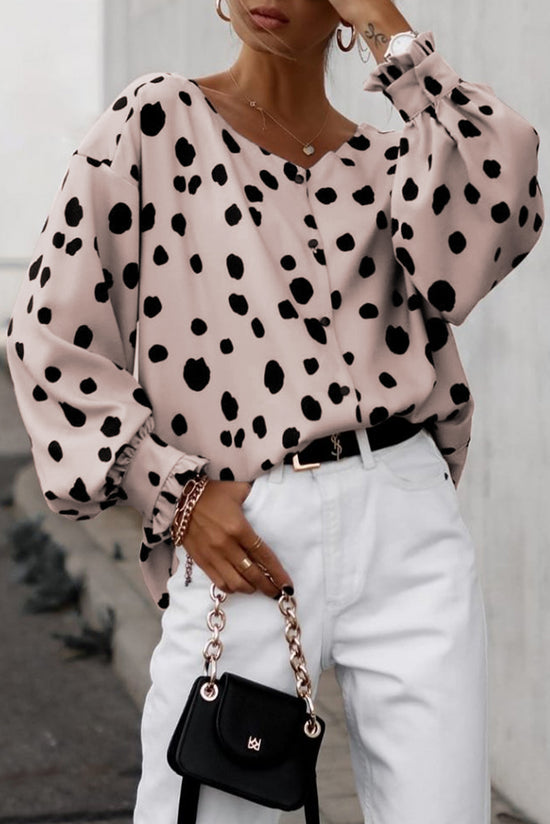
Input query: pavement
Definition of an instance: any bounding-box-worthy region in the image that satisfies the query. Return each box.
[0,357,531,824]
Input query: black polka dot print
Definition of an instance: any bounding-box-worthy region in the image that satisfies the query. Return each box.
[5,31,544,610]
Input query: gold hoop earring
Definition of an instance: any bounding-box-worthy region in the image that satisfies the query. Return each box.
[336,22,357,52]
[215,0,231,22]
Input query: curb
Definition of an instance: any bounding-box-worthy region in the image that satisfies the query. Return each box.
[12,462,161,712]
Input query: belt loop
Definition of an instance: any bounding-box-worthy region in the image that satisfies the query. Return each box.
[355,427,376,470]
[267,459,285,484]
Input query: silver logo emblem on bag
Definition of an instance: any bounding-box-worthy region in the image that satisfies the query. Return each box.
[247,736,262,751]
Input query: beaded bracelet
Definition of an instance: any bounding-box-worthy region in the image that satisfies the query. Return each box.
[170,473,210,586]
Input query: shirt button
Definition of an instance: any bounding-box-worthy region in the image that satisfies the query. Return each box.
[319,316,330,326]
[340,386,350,396]
[308,239,319,248]
[295,173,305,184]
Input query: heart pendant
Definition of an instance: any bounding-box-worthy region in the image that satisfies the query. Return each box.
[302,144,315,156]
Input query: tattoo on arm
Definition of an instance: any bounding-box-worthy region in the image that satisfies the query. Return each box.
[361,22,389,47]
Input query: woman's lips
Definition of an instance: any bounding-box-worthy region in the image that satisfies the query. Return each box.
[250,12,289,29]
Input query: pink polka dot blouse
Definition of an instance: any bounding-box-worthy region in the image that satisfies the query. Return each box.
[6,31,544,610]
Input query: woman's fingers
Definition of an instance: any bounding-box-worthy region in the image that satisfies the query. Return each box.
[210,557,257,595]
[179,478,293,597]
[233,547,281,598]
[237,517,294,597]
[191,538,255,594]
[202,531,289,598]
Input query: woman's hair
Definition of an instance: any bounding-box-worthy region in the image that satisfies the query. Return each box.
[229,0,339,70]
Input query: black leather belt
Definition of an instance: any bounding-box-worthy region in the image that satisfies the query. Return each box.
[283,417,425,471]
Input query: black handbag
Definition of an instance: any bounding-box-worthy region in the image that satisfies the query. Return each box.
[167,583,326,823]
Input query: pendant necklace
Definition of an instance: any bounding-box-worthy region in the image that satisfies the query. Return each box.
[227,67,331,156]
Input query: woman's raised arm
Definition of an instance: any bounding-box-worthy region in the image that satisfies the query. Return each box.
[362,29,544,325]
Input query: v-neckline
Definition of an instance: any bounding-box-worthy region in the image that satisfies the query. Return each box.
[183,76,366,174]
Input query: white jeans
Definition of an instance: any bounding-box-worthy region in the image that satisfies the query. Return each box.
[133,427,490,824]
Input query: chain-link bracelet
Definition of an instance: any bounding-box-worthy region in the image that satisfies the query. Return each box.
[170,474,209,546]
[170,473,209,586]
[171,472,208,537]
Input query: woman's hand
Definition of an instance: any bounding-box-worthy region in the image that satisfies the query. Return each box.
[327,0,414,63]
[177,480,294,598]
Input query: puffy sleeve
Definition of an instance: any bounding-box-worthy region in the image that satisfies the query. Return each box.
[363,31,545,325]
[5,76,209,550]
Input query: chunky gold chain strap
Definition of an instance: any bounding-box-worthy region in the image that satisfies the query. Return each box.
[201,583,321,738]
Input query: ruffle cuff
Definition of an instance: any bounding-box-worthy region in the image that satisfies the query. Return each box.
[105,415,156,492]
[145,457,208,545]
[109,413,209,521]
[363,31,461,122]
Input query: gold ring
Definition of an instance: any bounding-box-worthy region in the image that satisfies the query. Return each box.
[254,560,278,588]
[238,556,253,571]
[247,534,263,552]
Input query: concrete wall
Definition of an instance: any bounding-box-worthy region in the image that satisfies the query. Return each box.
[106,1,550,819]
[0,0,103,340]
[433,5,550,822]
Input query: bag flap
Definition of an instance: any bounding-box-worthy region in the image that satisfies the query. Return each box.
[216,673,306,767]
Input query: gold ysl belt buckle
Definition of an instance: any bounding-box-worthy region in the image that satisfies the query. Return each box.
[292,453,321,472]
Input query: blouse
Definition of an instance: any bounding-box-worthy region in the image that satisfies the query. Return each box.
[6,31,544,611]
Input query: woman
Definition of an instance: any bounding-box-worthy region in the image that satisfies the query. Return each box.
[6,0,544,821]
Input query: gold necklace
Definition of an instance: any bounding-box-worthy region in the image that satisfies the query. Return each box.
[227,67,331,157]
